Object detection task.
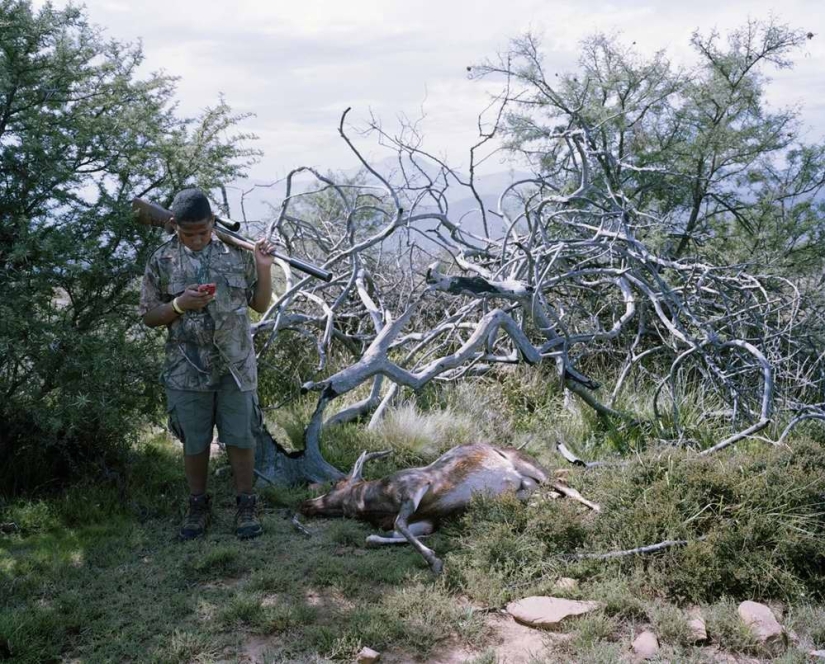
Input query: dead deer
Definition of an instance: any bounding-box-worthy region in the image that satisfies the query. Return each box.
[300,442,599,573]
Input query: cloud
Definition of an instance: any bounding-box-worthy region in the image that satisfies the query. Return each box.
[34,0,825,183]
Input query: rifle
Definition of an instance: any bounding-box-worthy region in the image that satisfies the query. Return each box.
[131,198,333,282]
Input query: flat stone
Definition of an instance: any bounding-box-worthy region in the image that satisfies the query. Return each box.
[506,596,600,630]
[737,601,785,646]
[687,608,708,643]
[631,630,659,660]
[356,646,381,663]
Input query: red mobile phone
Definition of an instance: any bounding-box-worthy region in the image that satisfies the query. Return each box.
[198,283,217,296]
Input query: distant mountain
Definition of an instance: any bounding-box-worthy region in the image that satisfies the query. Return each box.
[224,163,538,247]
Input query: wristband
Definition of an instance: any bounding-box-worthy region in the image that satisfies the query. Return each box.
[171,297,184,315]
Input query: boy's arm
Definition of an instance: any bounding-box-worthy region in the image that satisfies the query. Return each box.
[250,238,276,314]
[142,287,213,327]
[143,300,182,328]
[139,260,167,328]
[140,258,212,328]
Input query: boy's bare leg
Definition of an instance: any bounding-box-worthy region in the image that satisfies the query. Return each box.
[226,446,255,494]
[184,448,211,495]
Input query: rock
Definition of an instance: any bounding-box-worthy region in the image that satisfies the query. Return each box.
[356,646,380,663]
[737,601,786,651]
[687,608,708,643]
[631,630,659,660]
[506,596,600,630]
[554,577,579,592]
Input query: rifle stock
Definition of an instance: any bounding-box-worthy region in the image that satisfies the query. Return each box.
[132,198,175,232]
[132,198,333,282]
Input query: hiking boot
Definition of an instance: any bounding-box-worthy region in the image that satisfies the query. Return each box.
[235,493,262,540]
[179,493,211,540]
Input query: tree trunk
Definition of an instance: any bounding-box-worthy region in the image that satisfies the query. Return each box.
[254,397,345,486]
[254,427,345,486]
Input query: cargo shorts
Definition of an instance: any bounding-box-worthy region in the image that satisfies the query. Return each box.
[165,373,263,456]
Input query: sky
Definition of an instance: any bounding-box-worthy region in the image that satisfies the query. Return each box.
[36,0,825,215]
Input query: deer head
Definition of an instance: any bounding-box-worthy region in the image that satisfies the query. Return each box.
[299,450,391,517]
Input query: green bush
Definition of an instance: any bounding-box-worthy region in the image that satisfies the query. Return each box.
[255,330,327,408]
[0,1,257,495]
[446,438,825,605]
[0,328,164,494]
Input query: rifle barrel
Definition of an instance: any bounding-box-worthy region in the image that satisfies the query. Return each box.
[132,198,333,282]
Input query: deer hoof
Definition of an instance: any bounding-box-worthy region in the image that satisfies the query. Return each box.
[430,558,444,575]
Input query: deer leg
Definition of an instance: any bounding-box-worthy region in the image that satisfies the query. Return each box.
[550,482,601,512]
[366,520,433,546]
[394,484,443,574]
[516,476,539,501]
[499,448,549,484]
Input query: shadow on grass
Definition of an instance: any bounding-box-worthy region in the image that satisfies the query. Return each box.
[0,435,486,663]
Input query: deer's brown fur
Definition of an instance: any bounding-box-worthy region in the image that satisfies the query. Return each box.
[300,443,549,573]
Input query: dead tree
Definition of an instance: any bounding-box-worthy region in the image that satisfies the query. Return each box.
[247,99,825,485]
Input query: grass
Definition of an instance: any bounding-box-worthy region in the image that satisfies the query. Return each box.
[2,369,825,662]
[442,435,825,608]
[0,433,485,663]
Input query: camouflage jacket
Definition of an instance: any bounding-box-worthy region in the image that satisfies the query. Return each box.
[139,234,258,392]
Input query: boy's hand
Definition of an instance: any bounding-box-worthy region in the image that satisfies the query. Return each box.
[177,284,214,311]
[254,237,276,269]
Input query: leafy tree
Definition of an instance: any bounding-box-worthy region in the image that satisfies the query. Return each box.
[0,0,258,493]
[479,19,824,273]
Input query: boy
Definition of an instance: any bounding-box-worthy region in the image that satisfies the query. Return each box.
[140,188,275,540]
